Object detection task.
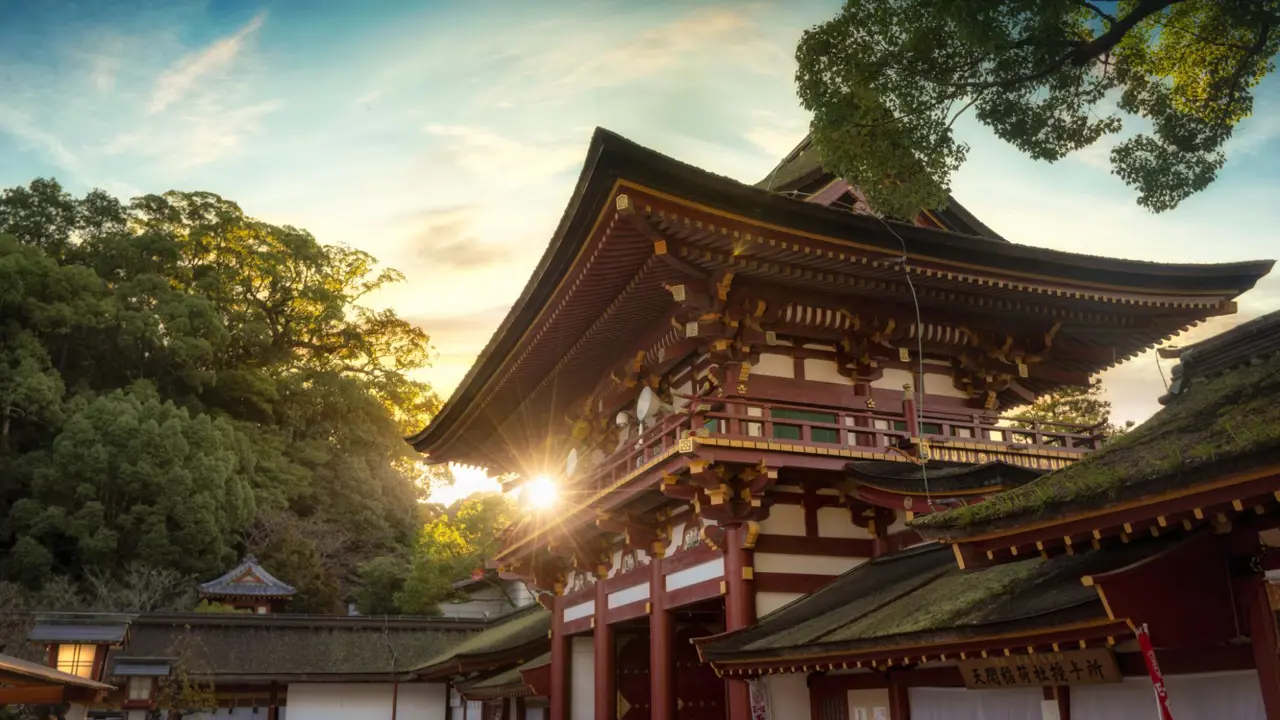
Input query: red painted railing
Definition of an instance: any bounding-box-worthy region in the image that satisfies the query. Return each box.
[570,395,1103,496]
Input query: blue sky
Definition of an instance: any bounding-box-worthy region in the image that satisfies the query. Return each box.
[3,0,1280,466]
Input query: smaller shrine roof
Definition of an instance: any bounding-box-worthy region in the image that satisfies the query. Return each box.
[913,313,1280,540]
[412,605,550,679]
[699,536,1175,670]
[198,555,296,599]
[847,460,1045,494]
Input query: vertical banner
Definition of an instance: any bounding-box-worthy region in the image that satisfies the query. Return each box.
[748,678,770,720]
[1135,623,1175,720]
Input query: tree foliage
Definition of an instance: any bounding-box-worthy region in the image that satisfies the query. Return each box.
[1010,378,1135,437]
[0,178,443,609]
[394,493,513,615]
[797,0,1280,217]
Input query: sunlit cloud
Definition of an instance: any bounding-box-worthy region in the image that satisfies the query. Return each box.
[149,10,266,113]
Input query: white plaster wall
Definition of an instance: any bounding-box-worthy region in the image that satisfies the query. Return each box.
[849,687,890,720]
[756,591,804,616]
[755,553,863,576]
[285,683,445,720]
[1074,672,1265,720]
[608,581,650,608]
[563,599,594,622]
[570,638,595,720]
[759,504,806,536]
[908,687,1042,720]
[665,557,724,591]
[818,507,872,539]
[803,357,851,385]
[766,674,810,720]
[526,708,546,720]
[753,352,795,378]
[872,368,967,400]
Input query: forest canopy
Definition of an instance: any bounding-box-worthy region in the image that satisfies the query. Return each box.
[0,178,497,615]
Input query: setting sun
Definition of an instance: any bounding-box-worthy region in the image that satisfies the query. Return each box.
[524,475,558,510]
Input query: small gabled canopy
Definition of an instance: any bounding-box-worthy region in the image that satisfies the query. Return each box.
[697,536,1180,674]
[913,315,1280,543]
[198,554,296,599]
[29,613,135,644]
[412,606,551,680]
[109,656,174,677]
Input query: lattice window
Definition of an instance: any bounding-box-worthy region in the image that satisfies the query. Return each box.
[55,644,97,678]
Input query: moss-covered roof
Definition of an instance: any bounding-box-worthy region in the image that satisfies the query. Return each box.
[412,605,550,677]
[701,536,1178,664]
[913,349,1280,539]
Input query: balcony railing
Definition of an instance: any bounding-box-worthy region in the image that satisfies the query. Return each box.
[575,394,1104,496]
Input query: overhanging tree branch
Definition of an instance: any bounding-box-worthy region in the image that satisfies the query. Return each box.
[941,0,1186,90]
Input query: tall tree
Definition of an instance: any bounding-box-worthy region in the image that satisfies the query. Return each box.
[796,0,1280,218]
[0,179,442,607]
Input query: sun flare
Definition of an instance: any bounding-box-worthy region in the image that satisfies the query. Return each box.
[524,475,558,510]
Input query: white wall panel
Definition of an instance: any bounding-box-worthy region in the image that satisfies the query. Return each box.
[753,353,795,378]
[818,507,870,539]
[766,674,810,719]
[665,557,724,591]
[563,600,594,622]
[760,505,806,536]
[755,553,863,576]
[756,591,804,617]
[908,686,1041,720]
[285,683,445,720]
[570,637,595,720]
[608,581,650,608]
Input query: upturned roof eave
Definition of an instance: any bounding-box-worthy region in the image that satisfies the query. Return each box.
[407,127,1274,461]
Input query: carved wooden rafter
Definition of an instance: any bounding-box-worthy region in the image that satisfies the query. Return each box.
[659,461,777,526]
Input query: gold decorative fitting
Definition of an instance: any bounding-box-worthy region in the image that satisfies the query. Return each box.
[616,194,631,211]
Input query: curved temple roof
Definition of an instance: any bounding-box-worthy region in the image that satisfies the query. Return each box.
[198,554,296,599]
[409,127,1273,468]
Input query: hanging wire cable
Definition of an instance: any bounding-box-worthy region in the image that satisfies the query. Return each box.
[1154,347,1170,391]
[874,214,932,506]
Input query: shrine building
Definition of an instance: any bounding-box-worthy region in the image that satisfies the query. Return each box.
[408,128,1274,720]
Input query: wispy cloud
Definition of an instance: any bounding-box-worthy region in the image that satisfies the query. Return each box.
[424,125,583,186]
[149,10,266,113]
[0,105,85,179]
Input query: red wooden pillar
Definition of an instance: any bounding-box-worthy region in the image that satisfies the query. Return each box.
[725,523,756,720]
[1247,573,1280,719]
[888,672,910,720]
[550,594,571,720]
[515,695,526,720]
[595,569,617,720]
[651,547,675,720]
[1044,686,1069,720]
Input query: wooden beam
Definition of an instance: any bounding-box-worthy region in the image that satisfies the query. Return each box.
[0,686,66,704]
